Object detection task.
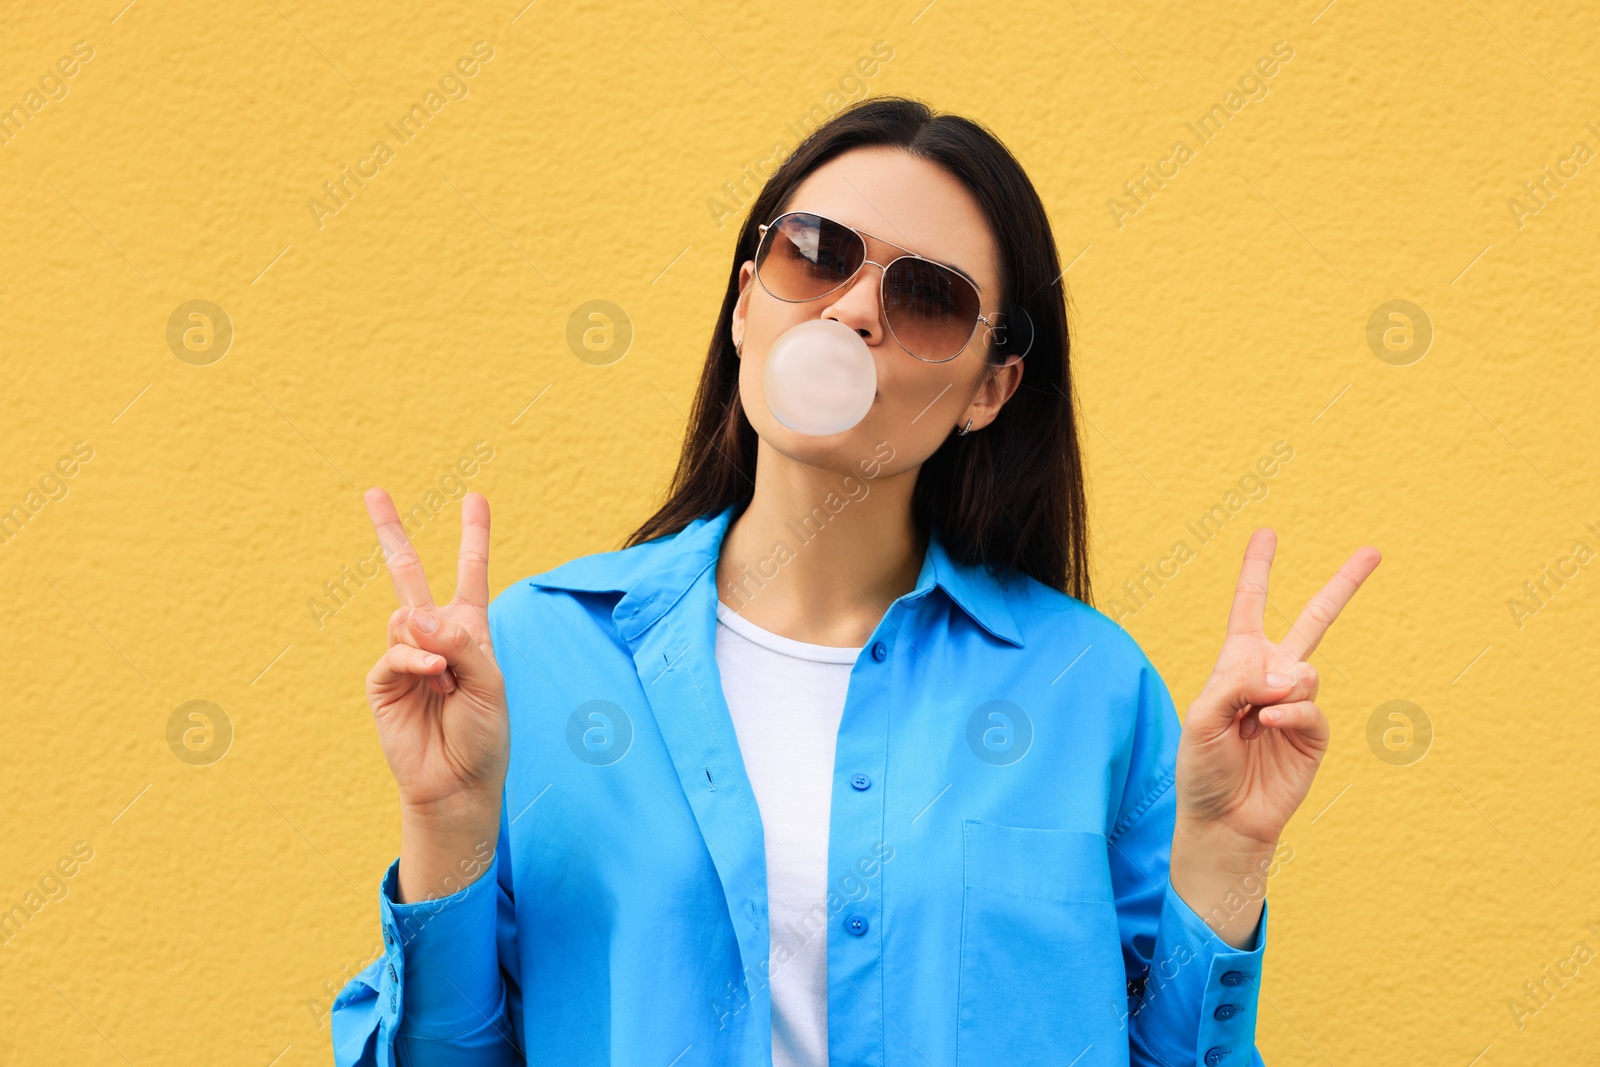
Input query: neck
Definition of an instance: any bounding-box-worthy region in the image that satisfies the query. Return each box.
[715,436,926,647]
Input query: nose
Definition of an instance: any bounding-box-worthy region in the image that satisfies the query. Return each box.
[820,260,885,347]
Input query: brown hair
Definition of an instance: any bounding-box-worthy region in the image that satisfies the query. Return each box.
[625,95,1092,605]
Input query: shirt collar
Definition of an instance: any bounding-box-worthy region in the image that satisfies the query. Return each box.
[525,503,1024,648]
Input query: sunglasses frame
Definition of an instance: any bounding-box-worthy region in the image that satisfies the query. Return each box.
[754,209,1009,364]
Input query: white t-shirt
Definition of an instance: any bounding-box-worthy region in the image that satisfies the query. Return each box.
[714,599,863,1067]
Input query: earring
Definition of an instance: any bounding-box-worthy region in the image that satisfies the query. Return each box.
[956,417,973,436]
[735,337,744,357]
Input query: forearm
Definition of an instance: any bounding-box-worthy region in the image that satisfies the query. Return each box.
[1168,817,1272,950]
[398,795,501,904]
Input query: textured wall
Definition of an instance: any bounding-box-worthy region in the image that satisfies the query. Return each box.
[1,1,1597,1063]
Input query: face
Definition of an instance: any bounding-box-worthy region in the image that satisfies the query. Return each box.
[730,146,1023,478]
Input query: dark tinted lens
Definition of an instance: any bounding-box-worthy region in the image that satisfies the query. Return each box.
[756,212,864,302]
[884,258,982,361]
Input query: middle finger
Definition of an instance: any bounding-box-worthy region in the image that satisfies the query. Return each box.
[1279,546,1381,662]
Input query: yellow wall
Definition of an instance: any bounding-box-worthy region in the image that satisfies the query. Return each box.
[2,1,1596,1063]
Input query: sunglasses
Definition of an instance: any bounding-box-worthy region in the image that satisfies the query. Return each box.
[754,210,1007,364]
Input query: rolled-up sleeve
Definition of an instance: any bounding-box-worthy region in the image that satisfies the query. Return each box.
[331,838,523,1066]
[1110,652,1270,1067]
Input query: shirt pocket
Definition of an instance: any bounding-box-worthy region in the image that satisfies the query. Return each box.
[956,820,1127,1067]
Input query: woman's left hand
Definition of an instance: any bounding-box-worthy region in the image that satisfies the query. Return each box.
[1169,528,1380,942]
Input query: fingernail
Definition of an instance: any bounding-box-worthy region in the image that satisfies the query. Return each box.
[412,610,438,634]
[1267,672,1292,687]
[1262,707,1282,722]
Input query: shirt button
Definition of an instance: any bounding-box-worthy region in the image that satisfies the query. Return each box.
[850,774,871,790]
[1220,970,1249,986]
[870,641,887,662]
[845,915,869,936]
[1214,1003,1237,1020]
[387,963,397,983]
[1204,1047,1229,1066]
[389,989,398,1012]
[383,928,394,946]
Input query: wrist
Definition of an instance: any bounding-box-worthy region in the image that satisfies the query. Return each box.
[1169,820,1276,950]
[1172,814,1278,868]
[398,798,501,905]
[401,787,501,837]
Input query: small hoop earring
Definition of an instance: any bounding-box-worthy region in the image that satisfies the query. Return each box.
[735,337,743,357]
[956,417,973,436]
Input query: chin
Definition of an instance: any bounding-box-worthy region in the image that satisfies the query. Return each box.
[763,420,870,462]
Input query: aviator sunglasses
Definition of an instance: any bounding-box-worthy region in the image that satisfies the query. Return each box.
[754,210,1012,363]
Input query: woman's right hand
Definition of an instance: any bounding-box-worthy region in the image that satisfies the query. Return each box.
[363,487,509,901]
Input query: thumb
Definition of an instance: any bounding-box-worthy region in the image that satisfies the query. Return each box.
[1190,661,1303,731]
[405,607,496,693]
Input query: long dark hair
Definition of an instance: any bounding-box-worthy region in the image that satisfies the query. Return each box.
[624,94,1092,605]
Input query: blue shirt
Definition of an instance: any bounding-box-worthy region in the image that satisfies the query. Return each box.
[332,503,1268,1066]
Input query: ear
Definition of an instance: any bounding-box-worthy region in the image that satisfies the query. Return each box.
[732,261,755,354]
[960,355,1025,432]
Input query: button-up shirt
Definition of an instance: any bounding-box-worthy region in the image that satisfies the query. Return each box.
[331,503,1268,1066]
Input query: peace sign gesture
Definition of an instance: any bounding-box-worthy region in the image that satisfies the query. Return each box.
[361,488,508,899]
[1173,528,1382,852]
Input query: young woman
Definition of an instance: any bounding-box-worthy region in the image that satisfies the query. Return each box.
[332,96,1379,1067]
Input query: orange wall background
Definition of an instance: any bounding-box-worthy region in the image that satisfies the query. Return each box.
[1,1,1597,1063]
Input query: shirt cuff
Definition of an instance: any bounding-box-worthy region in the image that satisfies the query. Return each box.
[375,850,503,1040]
[1133,880,1268,1067]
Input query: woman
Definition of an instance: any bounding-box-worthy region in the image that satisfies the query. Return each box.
[332,96,1379,1066]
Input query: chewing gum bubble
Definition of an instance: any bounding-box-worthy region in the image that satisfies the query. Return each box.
[762,319,877,436]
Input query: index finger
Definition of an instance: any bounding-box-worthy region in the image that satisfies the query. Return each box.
[365,487,435,609]
[1225,527,1277,638]
[1279,546,1382,662]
